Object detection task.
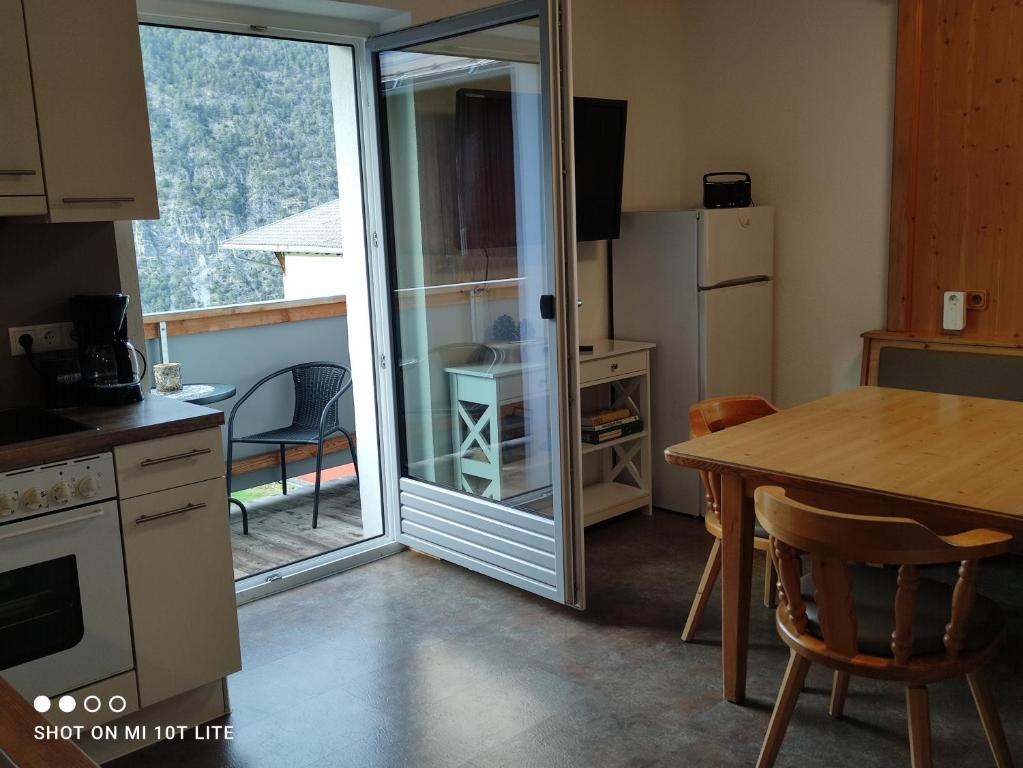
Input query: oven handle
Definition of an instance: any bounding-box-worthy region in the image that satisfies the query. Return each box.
[140,447,212,467]
[134,502,206,525]
[0,508,105,542]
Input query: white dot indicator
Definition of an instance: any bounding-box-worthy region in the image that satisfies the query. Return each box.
[108,695,128,714]
[33,696,51,713]
[58,695,76,713]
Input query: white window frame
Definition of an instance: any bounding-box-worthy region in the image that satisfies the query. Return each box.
[135,2,404,604]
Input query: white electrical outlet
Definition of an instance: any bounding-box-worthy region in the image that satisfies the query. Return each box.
[8,322,77,356]
[943,291,967,331]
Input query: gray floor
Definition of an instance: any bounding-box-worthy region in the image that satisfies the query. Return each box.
[111,511,1023,768]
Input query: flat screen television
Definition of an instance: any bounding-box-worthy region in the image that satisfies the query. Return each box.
[454,91,628,246]
[573,97,627,242]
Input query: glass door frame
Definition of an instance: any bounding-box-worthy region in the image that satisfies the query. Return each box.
[366,0,584,607]
[135,3,406,605]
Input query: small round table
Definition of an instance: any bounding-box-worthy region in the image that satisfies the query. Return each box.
[150,382,237,406]
[151,382,248,534]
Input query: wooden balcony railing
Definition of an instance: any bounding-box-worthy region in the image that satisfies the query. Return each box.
[143,295,347,339]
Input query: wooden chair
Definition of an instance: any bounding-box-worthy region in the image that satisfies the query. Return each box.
[754,486,1014,768]
[682,395,779,642]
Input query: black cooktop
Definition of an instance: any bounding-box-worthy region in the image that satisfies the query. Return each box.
[0,408,92,448]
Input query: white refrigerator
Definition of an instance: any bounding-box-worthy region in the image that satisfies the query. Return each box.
[612,207,774,515]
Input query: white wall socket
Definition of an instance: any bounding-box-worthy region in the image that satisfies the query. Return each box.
[942,291,967,331]
[8,322,77,356]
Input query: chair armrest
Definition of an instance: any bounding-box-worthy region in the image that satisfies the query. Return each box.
[318,381,353,438]
[939,528,1014,560]
[228,367,294,439]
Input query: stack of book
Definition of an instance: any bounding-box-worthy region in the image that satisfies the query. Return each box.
[581,408,643,444]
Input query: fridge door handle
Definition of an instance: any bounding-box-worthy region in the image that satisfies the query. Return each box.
[697,275,771,292]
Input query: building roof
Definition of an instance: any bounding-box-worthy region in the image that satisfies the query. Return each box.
[221,199,343,255]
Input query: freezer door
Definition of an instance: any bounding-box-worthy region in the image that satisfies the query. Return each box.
[700,279,773,401]
[699,206,774,287]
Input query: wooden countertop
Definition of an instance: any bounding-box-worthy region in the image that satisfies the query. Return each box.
[0,677,98,768]
[0,396,224,472]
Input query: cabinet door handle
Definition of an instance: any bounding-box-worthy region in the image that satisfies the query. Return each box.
[610,363,619,371]
[140,447,212,467]
[135,502,206,525]
[61,196,136,204]
[0,169,37,176]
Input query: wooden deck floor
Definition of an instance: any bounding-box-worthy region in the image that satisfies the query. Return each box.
[230,477,365,580]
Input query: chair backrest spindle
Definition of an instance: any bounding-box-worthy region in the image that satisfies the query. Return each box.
[772,538,807,634]
[891,564,920,664]
[944,559,981,659]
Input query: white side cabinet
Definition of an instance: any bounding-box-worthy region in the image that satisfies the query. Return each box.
[0,0,45,213]
[3,0,159,221]
[115,429,241,708]
[578,340,655,526]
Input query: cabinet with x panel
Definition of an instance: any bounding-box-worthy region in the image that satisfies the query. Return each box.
[578,339,655,526]
[445,359,548,501]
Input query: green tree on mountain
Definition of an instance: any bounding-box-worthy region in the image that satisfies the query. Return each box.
[133,26,340,313]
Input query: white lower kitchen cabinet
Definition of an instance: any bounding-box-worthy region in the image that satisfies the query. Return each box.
[119,477,241,708]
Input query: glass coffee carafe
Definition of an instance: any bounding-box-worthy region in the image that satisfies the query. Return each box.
[81,340,145,387]
[71,294,147,405]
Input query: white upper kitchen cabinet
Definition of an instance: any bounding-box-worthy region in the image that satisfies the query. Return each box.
[0,0,46,215]
[21,0,159,222]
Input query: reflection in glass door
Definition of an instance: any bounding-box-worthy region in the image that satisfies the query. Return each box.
[370,1,581,604]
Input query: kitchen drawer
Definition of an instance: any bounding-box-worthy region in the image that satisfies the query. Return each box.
[579,351,647,386]
[114,428,224,499]
[120,478,240,707]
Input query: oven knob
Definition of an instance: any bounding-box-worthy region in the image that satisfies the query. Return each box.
[48,481,73,506]
[0,492,15,516]
[20,487,44,511]
[76,475,99,499]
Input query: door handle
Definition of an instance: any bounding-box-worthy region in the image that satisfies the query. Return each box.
[0,508,105,542]
[135,502,206,525]
[140,447,212,467]
[539,294,555,320]
[61,196,136,204]
[0,169,37,176]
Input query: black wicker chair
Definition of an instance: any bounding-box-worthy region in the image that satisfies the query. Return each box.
[226,362,357,529]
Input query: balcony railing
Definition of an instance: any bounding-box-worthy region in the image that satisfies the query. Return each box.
[142,295,353,491]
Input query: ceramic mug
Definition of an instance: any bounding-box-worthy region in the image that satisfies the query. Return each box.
[154,362,183,393]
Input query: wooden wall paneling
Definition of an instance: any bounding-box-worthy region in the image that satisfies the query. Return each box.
[887,0,924,332]
[889,0,1023,340]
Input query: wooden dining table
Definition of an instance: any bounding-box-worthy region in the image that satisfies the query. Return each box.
[665,386,1023,704]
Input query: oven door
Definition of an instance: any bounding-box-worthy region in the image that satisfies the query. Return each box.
[0,501,134,697]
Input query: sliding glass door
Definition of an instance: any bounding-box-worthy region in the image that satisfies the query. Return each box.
[368,0,583,606]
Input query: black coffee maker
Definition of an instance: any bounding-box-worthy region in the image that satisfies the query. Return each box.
[71,294,147,405]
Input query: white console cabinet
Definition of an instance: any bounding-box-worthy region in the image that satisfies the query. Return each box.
[578,340,655,526]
